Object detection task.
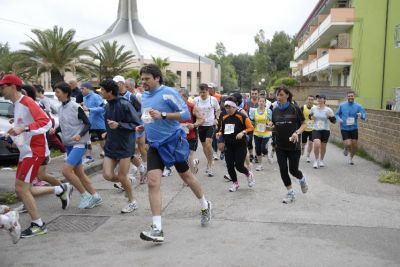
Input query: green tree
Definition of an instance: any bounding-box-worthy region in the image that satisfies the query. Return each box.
[229,53,255,91]
[151,56,178,87]
[91,40,135,80]
[18,26,92,89]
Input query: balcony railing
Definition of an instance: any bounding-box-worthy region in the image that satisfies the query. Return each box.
[294,8,354,60]
[302,48,352,76]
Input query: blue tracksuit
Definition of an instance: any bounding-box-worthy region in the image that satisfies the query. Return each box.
[83,91,105,130]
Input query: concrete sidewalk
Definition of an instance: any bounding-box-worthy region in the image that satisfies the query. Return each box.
[1,143,400,267]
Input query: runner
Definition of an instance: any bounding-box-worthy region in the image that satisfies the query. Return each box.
[100,79,141,213]
[193,83,220,176]
[0,205,21,244]
[335,91,366,165]
[310,95,336,168]
[0,74,72,238]
[253,95,273,171]
[270,85,308,204]
[179,88,204,174]
[247,88,259,163]
[138,64,211,243]
[207,83,221,160]
[300,95,315,163]
[54,81,102,209]
[217,97,255,192]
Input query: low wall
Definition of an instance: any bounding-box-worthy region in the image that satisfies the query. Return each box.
[329,105,400,169]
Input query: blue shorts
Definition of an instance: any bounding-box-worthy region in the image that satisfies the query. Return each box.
[65,145,86,166]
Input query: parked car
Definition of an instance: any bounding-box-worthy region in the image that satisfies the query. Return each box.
[0,99,19,161]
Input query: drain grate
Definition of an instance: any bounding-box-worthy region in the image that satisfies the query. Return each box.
[47,215,110,232]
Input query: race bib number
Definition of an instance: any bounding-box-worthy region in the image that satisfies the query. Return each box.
[256,123,266,132]
[346,117,355,125]
[316,121,325,130]
[224,124,235,134]
[307,120,314,128]
[181,124,190,134]
[141,108,154,124]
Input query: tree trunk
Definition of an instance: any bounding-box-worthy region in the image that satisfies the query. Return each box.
[50,69,64,91]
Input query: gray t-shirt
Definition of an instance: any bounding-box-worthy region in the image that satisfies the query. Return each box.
[310,106,334,131]
[39,96,51,113]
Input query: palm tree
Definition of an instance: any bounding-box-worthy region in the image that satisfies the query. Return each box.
[151,56,177,87]
[151,56,170,71]
[18,26,92,89]
[90,41,135,79]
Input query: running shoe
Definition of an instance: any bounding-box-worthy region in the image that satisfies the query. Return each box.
[254,157,259,164]
[21,222,47,238]
[219,152,225,161]
[268,155,274,164]
[223,174,232,182]
[313,160,319,169]
[247,171,255,187]
[319,161,325,167]
[213,152,219,160]
[0,205,10,214]
[306,157,311,163]
[121,201,138,214]
[100,151,105,158]
[140,224,164,242]
[162,168,172,177]
[86,194,103,209]
[200,201,212,226]
[14,204,27,214]
[282,191,296,204]
[83,156,95,165]
[348,157,354,165]
[5,211,21,244]
[343,147,349,157]
[229,182,239,192]
[207,168,214,177]
[58,183,73,210]
[255,164,263,171]
[299,177,308,194]
[78,193,92,209]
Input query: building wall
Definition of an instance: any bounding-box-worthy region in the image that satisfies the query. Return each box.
[383,0,400,106]
[351,0,399,109]
[329,105,400,169]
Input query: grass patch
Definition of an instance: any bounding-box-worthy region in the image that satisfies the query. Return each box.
[50,148,63,158]
[0,192,18,205]
[379,170,400,185]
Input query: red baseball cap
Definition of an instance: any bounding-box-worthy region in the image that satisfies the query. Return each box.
[0,74,23,86]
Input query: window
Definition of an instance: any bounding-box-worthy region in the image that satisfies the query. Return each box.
[197,72,201,88]
[395,24,400,48]
[337,73,342,86]
[186,71,192,91]
[176,71,182,87]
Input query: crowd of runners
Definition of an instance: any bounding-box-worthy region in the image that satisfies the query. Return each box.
[0,65,366,244]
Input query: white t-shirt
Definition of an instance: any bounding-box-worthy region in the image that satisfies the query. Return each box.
[193,96,220,126]
[310,106,334,131]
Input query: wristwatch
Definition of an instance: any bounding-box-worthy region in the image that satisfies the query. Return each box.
[24,126,30,132]
[161,112,167,120]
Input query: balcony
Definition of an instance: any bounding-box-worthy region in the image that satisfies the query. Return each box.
[294,8,354,60]
[302,48,352,76]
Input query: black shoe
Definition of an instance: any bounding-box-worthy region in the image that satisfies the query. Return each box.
[21,222,47,238]
[57,183,73,210]
[223,174,232,182]
[249,155,254,162]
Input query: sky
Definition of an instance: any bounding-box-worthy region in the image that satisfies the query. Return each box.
[0,0,319,56]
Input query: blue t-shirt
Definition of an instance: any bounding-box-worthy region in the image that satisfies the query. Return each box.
[335,101,366,131]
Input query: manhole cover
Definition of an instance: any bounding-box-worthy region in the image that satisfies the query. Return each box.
[47,215,110,232]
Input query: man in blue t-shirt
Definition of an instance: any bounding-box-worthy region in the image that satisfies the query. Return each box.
[335,91,366,165]
[138,64,212,243]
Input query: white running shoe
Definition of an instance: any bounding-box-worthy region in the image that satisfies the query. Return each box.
[282,191,296,204]
[313,160,319,169]
[268,155,274,164]
[343,147,349,156]
[213,152,219,160]
[229,182,239,192]
[5,211,21,244]
[192,158,200,174]
[348,157,354,165]
[306,157,311,163]
[319,161,325,167]
[299,177,308,194]
[162,168,172,177]
[121,201,138,213]
[247,172,255,187]
[255,164,263,171]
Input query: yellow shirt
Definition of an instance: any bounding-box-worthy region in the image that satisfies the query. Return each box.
[254,108,272,137]
[303,104,314,132]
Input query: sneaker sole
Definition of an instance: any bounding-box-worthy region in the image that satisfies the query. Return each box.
[201,201,212,226]
[282,199,295,204]
[140,232,164,242]
[21,229,48,238]
[61,185,73,210]
[86,200,103,209]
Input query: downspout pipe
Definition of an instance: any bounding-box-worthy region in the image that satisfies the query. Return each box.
[381,0,389,109]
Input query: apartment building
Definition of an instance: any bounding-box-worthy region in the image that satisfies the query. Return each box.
[291,0,400,109]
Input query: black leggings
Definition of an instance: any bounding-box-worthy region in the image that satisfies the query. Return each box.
[254,135,270,156]
[225,143,249,183]
[276,148,303,187]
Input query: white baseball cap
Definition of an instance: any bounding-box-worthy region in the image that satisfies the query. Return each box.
[113,75,125,83]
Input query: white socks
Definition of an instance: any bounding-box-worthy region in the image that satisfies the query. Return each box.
[32,218,43,227]
[152,216,162,230]
[54,185,63,195]
[199,196,208,210]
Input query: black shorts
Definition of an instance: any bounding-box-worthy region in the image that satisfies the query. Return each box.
[301,131,313,143]
[341,129,358,140]
[312,130,330,143]
[147,146,189,173]
[89,129,106,141]
[198,126,214,143]
[188,139,198,152]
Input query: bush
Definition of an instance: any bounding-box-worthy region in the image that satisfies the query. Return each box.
[379,170,400,185]
[273,77,298,87]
